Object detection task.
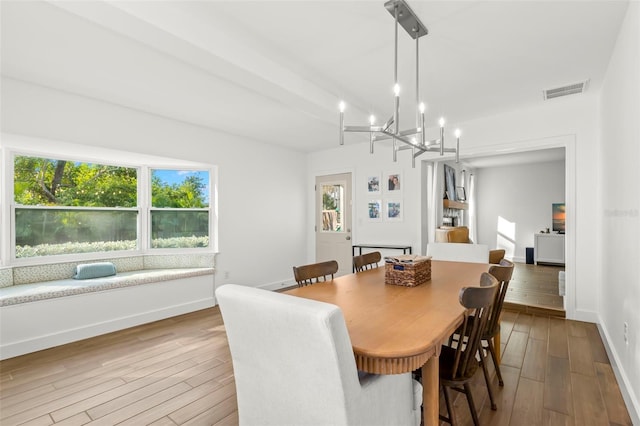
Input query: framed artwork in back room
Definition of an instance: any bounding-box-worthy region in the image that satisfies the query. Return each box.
[444,164,456,200]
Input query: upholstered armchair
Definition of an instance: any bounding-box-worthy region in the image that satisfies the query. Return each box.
[435,226,472,243]
[216,284,423,426]
[489,249,506,264]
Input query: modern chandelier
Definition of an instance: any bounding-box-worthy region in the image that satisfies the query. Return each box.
[339,0,460,167]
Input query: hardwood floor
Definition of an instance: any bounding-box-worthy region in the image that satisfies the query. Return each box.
[0,306,632,426]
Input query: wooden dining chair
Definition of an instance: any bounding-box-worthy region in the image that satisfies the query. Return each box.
[483,259,515,384]
[353,251,382,272]
[439,273,498,426]
[292,260,339,287]
[449,258,515,411]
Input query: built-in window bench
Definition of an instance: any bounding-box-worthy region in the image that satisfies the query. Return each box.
[0,254,215,360]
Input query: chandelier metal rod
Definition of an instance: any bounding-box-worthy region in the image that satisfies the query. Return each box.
[372,127,421,141]
[344,125,386,133]
[416,35,421,138]
[382,116,394,131]
[392,4,400,162]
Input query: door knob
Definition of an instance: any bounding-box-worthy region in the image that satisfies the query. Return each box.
[346,236,351,240]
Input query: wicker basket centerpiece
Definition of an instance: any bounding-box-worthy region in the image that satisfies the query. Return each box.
[384,255,432,287]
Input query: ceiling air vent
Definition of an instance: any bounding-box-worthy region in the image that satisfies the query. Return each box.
[543,80,589,100]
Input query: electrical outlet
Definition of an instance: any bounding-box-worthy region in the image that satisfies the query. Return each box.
[624,322,629,344]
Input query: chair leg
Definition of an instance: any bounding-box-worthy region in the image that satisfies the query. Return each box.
[463,382,481,426]
[442,385,457,425]
[487,338,504,386]
[478,346,497,410]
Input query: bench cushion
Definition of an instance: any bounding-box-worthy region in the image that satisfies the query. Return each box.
[0,268,213,307]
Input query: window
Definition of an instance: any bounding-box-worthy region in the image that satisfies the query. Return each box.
[9,153,215,262]
[14,155,138,258]
[150,169,210,249]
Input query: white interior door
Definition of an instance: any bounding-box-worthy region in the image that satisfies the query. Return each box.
[315,173,352,277]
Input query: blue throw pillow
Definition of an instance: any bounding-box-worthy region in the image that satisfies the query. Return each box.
[74,262,117,280]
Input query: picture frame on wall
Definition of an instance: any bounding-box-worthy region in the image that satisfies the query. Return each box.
[386,172,402,192]
[385,200,403,221]
[367,174,381,194]
[367,200,382,221]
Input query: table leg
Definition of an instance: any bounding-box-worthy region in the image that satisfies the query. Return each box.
[493,329,501,364]
[422,355,439,426]
[352,246,358,273]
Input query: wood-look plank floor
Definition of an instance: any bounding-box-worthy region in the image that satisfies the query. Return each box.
[1,307,632,425]
[504,262,565,317]
[445,310,632,426]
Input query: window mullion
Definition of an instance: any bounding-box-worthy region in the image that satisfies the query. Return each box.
[139,165,149,252]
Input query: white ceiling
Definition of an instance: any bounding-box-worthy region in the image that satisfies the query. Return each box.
[0,0,629,162]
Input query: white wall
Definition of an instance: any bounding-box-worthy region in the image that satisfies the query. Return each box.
[0,77,308,290]
[475,160,565,262]
[307,141,425,261]
[598,1,640,422]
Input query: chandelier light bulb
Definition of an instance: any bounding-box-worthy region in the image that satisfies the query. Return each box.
[369,115,376,125]
[438,117,445,127]
[393,84,400,96]
[454,129,461,138]
[419,102,426,114]
[339,101,346,112]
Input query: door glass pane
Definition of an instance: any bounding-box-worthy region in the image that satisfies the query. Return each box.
[321,184,343,232]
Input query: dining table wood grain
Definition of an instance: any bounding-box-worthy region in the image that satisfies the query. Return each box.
[285,259,489,426]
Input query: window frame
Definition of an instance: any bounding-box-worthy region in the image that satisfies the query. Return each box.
[1,139,218,267]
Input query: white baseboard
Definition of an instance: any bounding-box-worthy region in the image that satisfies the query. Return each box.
[597,317,640,425]
[571,309,599,324]
[0,275,214,360]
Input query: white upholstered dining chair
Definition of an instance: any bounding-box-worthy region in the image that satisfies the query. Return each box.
[216,284,422,426]
[427,242,490,263]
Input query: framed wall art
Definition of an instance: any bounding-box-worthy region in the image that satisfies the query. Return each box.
[367,200,382,222]
[386,172,402,193]
[367,174,381,194]
[385,200,403,221]
[444,164,456,200]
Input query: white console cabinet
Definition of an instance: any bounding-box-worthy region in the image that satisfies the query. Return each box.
[534,233,565,265]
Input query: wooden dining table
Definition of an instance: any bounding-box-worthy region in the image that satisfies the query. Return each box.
[285,259,489,426]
